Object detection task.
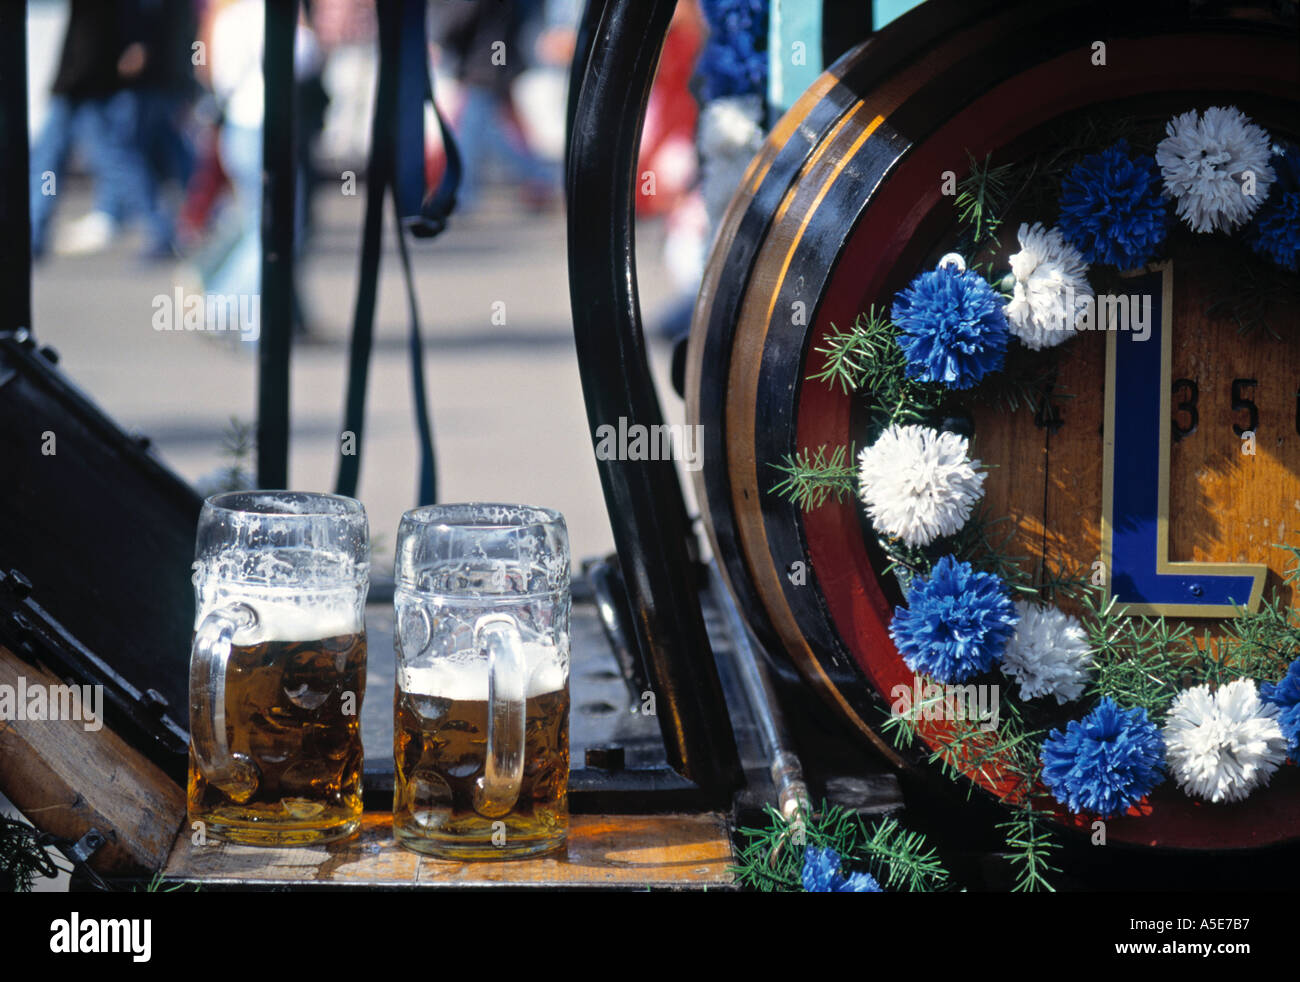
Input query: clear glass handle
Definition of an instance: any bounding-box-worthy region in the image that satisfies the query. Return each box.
[189,602,259,801]
[472,613,526,818]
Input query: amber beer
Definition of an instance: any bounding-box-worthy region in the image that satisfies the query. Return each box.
[185,587,366,848]
[393,657,569,858]
[189,491,370,846]
[188,627,366,845]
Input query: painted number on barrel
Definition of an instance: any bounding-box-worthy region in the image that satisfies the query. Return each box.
[1172,378,1300,439]
[1101,263,1266,618]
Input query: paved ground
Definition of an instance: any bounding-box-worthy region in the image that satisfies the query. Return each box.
[31,182,691,569]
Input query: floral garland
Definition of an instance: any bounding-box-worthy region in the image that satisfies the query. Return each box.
[790,105,1300,844]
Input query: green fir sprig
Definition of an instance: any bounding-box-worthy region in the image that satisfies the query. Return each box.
[1035,560,1093,606]
[769,444,857,512]
[136,870,198,893]
[0,816,62,892]
[214,415,256,493]
[886,694,1046,805]
[1081,585,1193,717]
[1073,548,1300,721]
[877,505,1045,599]
[807,307,945,431]
[997,807,1061,893]
[730,802,952,892]
[954,152,1017,261]
[879,685,1060,891]
[1199,595,1300,689]
[807,308,891,395]
[1192,545,1300,689]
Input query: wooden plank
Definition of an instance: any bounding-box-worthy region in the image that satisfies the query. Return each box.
[163,812,736,889]
[0,646,186,874]
[1044,329,1108,618]
[971,378,1051,589]
[1166,250,1299,614]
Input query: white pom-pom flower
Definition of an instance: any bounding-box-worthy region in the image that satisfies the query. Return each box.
[698,95,766,228]
[856,424,984,547]
[1163,679,1288,804]
[999,601,1093,703]
[1004,223,1093,350]
[1155,106,1275,233]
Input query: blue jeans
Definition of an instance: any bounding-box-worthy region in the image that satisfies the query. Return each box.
[454,85,558,209]
[135,88,195,195]
[29,91,173,255]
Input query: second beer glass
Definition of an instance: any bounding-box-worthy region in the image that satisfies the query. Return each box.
[393,504,570,859]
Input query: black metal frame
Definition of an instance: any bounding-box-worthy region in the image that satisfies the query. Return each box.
[0,0,31,336]
[565,0,742,801]
[257,0,298,488]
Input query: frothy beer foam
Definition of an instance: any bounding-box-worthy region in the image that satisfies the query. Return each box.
[402,641,566,702]
[196,585,363,643]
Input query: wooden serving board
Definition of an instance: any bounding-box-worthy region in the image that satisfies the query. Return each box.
[161,812,736,889]
[0,645,186,874]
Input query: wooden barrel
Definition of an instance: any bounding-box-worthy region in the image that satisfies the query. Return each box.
[686,0,1300,849]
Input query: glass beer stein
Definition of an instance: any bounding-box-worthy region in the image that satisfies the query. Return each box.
[393,504,570,859]
[188,491,369,846]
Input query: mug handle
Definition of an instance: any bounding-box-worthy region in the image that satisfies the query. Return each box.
[190,602,260,800]
[472,613,526,818]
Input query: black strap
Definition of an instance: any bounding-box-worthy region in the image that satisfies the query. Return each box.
[393,191,438,504]
[335,0,459,504]
[396,0,462,239]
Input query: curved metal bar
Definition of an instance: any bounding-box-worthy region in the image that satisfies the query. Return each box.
[565,0,605,156]
[565,0,741,798]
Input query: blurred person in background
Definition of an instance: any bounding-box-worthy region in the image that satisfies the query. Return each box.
[433,0,559,212]
[195,0,323,336]
[123,0,202,258]
[29,0,179,260]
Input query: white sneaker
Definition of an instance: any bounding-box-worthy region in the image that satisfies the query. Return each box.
[53,211,117,256]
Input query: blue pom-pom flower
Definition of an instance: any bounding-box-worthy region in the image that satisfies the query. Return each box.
[890,263,1010,389]
[889,555,1018,683]
[1245,144,1300,272]
[1040,697,1165,817]
[1261,656,1300,761]
[801,847,882,893]
[696,0,768,102]
[1058,140,1169,270]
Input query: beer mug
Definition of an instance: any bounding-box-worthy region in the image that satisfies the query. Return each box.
[393,504,570,859]
[188,491,369,846]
